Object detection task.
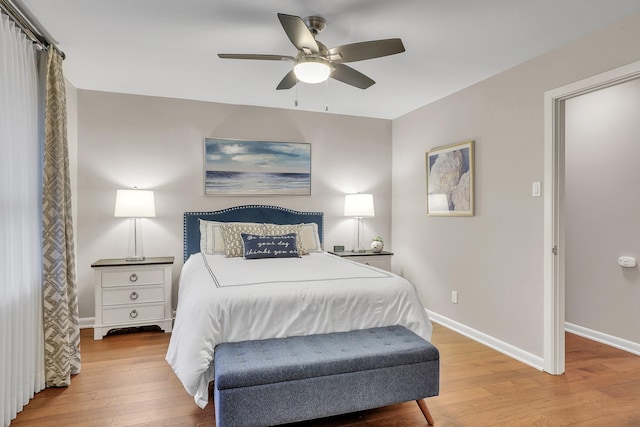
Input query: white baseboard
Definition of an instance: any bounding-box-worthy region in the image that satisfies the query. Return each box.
[79,317,94,329]
[565,322,640,356]
[79,313,639,359]
[427,310,544,371]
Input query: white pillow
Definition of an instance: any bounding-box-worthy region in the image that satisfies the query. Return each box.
[199,219,226,255]
[299,223,322,252]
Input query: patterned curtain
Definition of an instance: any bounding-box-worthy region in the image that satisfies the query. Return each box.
[42,48,81,386]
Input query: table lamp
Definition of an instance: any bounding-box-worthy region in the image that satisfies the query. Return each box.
[344,193,375,252]
[114,189,156,261]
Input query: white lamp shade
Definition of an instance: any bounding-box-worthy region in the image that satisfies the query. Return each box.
[114,189,156,218]
[344,193,375,217]
[294,58,331,84]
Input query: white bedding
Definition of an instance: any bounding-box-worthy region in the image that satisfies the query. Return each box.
[166,252,432,409]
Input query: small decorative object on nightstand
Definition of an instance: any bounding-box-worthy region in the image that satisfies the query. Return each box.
[328,250,393,272]
[91,256,174,340]
[371,236,384,253]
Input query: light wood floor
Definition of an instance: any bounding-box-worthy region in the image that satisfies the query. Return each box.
[9,323,640,426]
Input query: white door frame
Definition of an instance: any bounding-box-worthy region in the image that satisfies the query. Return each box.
[543,60,640,375]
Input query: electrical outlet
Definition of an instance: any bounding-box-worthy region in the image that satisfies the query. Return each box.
[451,290,458,304]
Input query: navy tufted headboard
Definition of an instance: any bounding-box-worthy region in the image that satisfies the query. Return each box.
[183,205,324,261]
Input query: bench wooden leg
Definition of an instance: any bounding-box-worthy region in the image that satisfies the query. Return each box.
[416,399,435,425]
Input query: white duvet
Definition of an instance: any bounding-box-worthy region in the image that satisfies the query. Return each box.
[166,252,432,408]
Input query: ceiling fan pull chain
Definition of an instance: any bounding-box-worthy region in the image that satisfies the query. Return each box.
[325,79,329,112]
[295,80,299,107]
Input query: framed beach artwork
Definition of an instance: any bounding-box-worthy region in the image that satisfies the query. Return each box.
[204,138,311,196]
[426,140,474,216]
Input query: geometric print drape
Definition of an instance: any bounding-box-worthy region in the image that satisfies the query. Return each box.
[42,48,81,386]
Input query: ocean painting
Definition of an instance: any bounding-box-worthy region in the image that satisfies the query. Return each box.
[204,138,311,195]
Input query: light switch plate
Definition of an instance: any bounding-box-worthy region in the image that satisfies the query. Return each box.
[532,181,541,197]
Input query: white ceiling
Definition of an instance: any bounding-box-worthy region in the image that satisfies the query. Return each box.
[16,0,640,119]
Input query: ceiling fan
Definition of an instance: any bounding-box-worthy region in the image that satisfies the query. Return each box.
[218,13,405,90]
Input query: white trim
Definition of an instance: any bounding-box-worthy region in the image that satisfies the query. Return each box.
[543,91,565,374]
[79,317,95,329]
[543,59,640,375]
[427,310,544,371]
[565,322,640,357]
[545,61,640,100]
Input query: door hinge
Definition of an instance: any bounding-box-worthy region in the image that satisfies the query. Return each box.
[552,246,558,255]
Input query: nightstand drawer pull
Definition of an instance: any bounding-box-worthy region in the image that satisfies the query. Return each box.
[129,291,139,300]
[129,273,138,282]
[129,309,139,319]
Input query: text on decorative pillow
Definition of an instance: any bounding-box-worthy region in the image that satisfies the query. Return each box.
[241,233,301,259]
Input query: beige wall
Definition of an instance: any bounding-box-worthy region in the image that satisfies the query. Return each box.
[76,91,392,319]
[565,78,640,343]
[391,12,640,358]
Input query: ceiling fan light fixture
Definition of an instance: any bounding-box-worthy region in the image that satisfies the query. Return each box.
[294,57,331,84]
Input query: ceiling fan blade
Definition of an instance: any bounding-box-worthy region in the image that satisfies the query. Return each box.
[328,38,405,63]
[276,69,298,90]
[218,54,294,61]
[331,63,375,89]
[277,13,319,54]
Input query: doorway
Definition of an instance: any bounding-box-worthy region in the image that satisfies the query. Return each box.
[543,60,640,375]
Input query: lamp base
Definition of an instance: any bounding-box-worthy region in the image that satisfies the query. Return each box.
[126,218,145,262]
[352,217,369,253]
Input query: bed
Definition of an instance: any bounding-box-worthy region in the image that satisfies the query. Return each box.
[166,205,433,409]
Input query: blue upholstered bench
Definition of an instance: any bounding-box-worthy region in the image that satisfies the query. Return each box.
[213,325,439,427]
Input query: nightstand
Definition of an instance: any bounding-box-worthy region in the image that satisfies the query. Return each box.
[328,251,393,272]
[91,256,174,340]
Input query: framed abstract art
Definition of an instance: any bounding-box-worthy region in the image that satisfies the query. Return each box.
[426,140,474,216]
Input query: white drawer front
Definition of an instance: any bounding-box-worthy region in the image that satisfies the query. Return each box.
[101,268,164,287]
[102,303,165,325]
[353,257,390,271]
[102,286,164,306]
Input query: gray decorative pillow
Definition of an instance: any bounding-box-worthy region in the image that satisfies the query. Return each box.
[221,223,265,257]
[263,223,307,255]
